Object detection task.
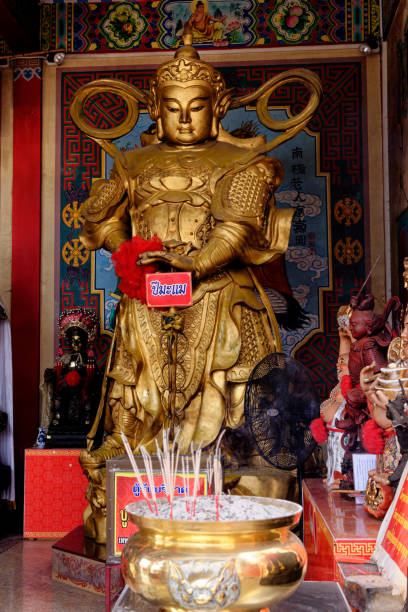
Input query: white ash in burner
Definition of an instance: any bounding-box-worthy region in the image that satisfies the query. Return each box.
[127,495,291,522]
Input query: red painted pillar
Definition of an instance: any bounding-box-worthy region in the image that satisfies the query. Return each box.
[11,59,42,507]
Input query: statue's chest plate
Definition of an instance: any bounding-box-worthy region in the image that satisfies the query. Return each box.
[130,153,215,249]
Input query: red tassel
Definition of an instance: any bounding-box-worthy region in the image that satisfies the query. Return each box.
[55,362,62,379]
[340,374,352,398]
[112,235,163,304]
[55,342,63,377]
[86,347,95,380]
[362,419,385,454]
[310,417,328,443]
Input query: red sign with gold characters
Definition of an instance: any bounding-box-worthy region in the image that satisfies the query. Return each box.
[113,471,207,557]
[146,272,192,308]
[382,475,408,573]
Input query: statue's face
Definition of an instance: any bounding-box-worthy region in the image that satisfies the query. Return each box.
[70,332,82,353]
[349,310,372,340]
[159,84,214,145]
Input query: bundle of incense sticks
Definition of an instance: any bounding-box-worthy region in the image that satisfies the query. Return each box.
[120,432,155,514]
[120,428,225,520]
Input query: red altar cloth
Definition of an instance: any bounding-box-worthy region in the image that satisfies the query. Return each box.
[24,448,88,538]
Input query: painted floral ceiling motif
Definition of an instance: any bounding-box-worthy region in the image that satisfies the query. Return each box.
[269,0,318,44]
[39,0,380,53]
[100,2,148,49]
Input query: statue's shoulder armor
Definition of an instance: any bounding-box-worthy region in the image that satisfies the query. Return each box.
[83,168,125,223]
[211,147,283,221]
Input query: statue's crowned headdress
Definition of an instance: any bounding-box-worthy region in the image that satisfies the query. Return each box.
[153,56,225,90]
[148,28,228,124]
[58,307,99,341]
[151,42,226,93]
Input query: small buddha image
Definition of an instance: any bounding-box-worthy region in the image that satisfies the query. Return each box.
[42,308,102,448]
[186,0,225,43]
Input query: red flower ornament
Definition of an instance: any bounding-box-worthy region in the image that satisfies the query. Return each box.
[362,419,385,455]
[111,235,163,304]
[310,417,328,443]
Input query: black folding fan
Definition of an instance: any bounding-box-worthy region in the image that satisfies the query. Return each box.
[244,353,320,472]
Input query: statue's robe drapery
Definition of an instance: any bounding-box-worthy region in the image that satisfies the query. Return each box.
[81,140,294,453]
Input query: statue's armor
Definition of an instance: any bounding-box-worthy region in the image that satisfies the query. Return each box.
[131,150,214,250]
[81,142,290,453]
[125,142,270,254]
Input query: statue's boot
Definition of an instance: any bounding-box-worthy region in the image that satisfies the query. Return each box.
[79,434,126,469]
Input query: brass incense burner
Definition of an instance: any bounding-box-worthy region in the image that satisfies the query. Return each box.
[375,363,408,400]
[121,497,306,612]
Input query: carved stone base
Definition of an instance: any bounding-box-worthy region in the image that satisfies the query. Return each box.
[52,525,122,598]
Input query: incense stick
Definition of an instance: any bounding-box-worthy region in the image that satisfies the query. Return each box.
[213,430,225,496]
[190,442,202,519]
[181,456,189,513]
[140,445,158,515]
[206,455,214,495]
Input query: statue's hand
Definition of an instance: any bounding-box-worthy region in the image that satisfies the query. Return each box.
[366,388,389,412]
[138,251,194,271]
[360,362,378,392]
[339,326,352,340]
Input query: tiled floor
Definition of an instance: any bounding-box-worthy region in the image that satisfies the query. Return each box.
[0,538,105,611]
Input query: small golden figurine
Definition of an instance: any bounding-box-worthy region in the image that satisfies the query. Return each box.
[70,29,322,543]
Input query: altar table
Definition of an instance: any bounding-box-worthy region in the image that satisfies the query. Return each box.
[302,478,381,581]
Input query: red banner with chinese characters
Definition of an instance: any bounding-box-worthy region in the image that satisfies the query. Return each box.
[113,471,207,557]
[146,272,192,307]
[381,475,408,572]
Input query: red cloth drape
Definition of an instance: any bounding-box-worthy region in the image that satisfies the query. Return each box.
[11,61,42,501]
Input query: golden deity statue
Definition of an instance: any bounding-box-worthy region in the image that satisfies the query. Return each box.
[70,30,322,543]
